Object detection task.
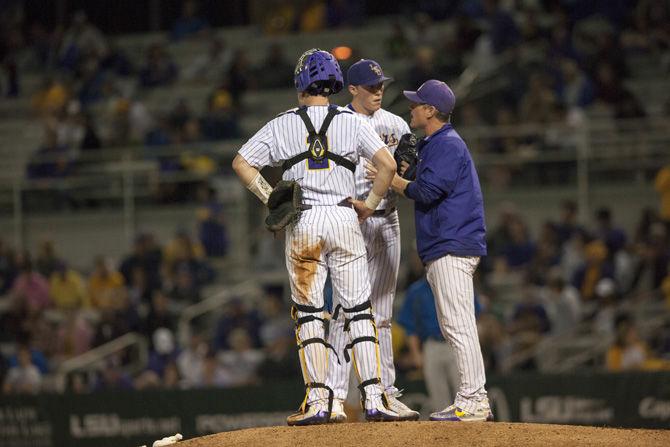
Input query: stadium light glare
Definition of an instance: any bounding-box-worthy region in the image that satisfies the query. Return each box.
[332,46,353,60]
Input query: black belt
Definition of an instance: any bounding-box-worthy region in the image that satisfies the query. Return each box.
[372,207,396,217]
[300,199,353,211]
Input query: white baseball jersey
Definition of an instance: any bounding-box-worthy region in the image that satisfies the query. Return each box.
[351,106,411,210]
[327,106,408,402]
[238,104,390,410]
[239,105,387,206]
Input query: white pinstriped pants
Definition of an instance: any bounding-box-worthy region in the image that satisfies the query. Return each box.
[425,254,488,413]
[327,211,401,400]
[285,206,383,407]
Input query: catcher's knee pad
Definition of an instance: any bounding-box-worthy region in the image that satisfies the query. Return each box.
[333,301,379,363]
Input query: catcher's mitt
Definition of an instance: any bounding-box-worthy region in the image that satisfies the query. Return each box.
[394,133,418,180]
[265,180,303,232]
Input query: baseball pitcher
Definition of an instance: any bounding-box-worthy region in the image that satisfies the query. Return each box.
[326,59,419,421]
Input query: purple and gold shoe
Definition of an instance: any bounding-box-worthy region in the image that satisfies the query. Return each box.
[287,406,330,426]
[365,405,400,422]
[429,404,494,422]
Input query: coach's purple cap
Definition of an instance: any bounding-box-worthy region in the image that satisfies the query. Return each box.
[347,59,392,86]
[403,79,456,114]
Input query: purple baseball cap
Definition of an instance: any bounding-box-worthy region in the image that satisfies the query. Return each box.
[347,59,393,86]
[403,79,456,114]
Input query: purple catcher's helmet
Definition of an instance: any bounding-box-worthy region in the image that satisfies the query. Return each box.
[294,48,344,95]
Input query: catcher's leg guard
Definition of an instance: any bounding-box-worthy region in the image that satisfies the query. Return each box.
[288,303,338,425]
[334,301,392,413]
[326,302,350,401]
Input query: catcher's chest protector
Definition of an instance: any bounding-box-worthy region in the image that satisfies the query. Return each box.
[281,105,356,174]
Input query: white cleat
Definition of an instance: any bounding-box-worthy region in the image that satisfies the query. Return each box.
[384,391,420,421]
[329,399,348,423]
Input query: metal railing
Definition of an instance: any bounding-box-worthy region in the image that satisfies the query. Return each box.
[0,150,251,270]
[506,289,669,373]
[177,271,288,347]
[46,272,288,393]
[54,332,148,392]
[0,116,666,271]
[177,280,258,347]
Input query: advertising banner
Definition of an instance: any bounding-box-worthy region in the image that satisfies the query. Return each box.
[1,372,667,446]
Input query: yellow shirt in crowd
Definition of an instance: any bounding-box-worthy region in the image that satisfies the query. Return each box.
[50,269,90,309]
[89,271,126,311]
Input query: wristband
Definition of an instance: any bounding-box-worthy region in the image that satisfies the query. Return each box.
[364,191,382,210]
[247,172,272,204]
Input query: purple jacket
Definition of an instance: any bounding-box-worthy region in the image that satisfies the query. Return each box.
[405,123,487,262]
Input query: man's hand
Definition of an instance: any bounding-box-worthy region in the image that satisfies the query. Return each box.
[399,160,410,176]
[349,198,375,223]
[365,161,377,181]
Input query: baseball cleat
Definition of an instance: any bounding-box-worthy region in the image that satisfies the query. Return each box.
[429,404,494,422]
[384,391,420,421]
[364,404,400,422]
[329,399,347,423]
[287,405,331,426]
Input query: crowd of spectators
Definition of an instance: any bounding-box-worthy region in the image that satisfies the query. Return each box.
[0,220,239,394]
[2,198,668,395]
[1,1,668,199]
[392,199,670,378]
[475,200,670,373]
[1,1,669,395]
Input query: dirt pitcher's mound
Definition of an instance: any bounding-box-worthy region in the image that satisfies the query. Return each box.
[179,421,669,447]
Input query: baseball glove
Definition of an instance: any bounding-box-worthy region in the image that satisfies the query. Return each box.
[265,180,303,232]
[394,133,418,180]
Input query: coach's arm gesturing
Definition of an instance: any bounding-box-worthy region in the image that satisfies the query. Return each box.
[365,146,456,205]
[388,149,456,204]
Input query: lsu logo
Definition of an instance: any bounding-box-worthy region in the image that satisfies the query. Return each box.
[370,64,382,77]
[381,133,399,147]
[306,135,330,170]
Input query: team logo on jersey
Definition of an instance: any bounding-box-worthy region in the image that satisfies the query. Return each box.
[306,135,330,170]
[381,133,399,147]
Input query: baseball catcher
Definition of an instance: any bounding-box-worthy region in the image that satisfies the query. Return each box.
[232,48,399,426]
